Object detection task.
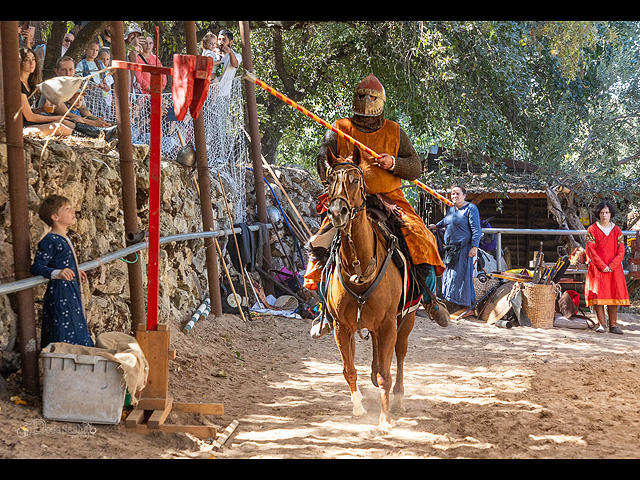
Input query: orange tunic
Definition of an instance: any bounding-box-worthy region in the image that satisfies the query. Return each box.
[303,118,444,290]
[584,223,630,307]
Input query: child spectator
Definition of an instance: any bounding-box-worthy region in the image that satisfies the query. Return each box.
[97,47,115,116]
[31,195,94,349]
[200,31,222,81]
[76,40,110,118]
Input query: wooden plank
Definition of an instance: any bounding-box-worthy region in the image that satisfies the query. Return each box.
[136,396,171,411]
[121,423,153,435]
[148,397,174,429]
[159,424,217,439]
[124,409,145,428]
[212,419,239,450]
[172,402,224,415]
[136,328,170,401]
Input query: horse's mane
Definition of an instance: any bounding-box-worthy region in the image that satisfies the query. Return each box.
[307,193,411,271]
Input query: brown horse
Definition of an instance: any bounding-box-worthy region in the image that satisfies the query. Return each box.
[322,148,416,432]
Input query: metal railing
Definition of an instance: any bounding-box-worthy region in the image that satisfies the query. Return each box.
[2,225,636,295]
[0,224,269,296]
[483,227,639,270]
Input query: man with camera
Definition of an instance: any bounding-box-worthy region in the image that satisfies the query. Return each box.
[214,29,242,97]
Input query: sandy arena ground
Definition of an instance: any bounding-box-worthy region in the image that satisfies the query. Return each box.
[1,305,639,459]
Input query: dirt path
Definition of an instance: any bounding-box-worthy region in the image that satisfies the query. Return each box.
[1,308,639,459]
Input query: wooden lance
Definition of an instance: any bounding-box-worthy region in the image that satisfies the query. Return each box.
[242,70,453,208]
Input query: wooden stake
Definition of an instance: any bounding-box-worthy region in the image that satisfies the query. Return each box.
[243,128,312,239]
[214,238,247,322]
[216,171,251,316]
[212,419,239,451]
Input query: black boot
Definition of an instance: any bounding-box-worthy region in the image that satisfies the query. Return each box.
[73,122,118,141]
[102,125,118,141]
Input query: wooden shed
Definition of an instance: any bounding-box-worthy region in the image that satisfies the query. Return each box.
[416,153,565,269]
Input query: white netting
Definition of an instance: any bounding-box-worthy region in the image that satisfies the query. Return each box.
[83,77,247,223]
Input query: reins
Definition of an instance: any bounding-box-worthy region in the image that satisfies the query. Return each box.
[326,162,367,221]
[335,231,398,339]
[326,162,399,339]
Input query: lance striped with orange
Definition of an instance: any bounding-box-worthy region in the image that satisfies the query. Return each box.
[243,71,453,207]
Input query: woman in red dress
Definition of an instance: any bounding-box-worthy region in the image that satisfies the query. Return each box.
[584,201,630,334]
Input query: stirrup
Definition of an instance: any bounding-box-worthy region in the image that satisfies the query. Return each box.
[422,298,450,327]
[310,313,332,339]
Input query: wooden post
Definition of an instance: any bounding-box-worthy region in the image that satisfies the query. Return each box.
[110,21,146,333]
[184,20,223,317]
[0,21,39,394]
[239,21,274,295]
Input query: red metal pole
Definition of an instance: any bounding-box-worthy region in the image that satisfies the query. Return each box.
[111,60,171,331]
[146,72,162,330]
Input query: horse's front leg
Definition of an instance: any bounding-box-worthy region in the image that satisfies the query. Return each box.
[376,315,397,432]
[334,322,366,416]
[392,311,415,413]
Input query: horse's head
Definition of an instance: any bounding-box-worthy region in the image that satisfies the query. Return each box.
[324,148,366,230]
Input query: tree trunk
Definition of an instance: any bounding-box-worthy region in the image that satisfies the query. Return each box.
[546,186,585,249]
[42,21,68,80]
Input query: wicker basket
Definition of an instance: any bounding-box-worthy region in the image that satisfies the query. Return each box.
[473,276,501,300]
[521,282,560,328]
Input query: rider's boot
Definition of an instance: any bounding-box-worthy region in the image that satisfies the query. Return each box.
[421,288,450,327]
[310,308,333,339]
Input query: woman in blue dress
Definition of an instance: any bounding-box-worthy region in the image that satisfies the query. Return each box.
[31,195,94,349]
[430,185,482,314]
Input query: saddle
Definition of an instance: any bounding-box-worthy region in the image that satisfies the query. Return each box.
[307,193,423,317]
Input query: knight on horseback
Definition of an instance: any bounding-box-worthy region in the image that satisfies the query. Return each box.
[305,74,450,337]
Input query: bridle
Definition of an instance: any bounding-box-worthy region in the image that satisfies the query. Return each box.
[326,162,367,222]
[324,161,398,339]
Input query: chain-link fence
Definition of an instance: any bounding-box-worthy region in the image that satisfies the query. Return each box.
[83,77,248,222]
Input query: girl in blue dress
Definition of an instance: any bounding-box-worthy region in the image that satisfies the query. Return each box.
[430,185,482,313]
[31,195,94,349]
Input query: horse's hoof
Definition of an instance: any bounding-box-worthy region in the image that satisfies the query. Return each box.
[391,399,405,414]
[353,405,367,417]
[378,420,392,434]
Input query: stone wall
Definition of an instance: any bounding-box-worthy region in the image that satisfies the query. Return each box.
[0,129,323,360]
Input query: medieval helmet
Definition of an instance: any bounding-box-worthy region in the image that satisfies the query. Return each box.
[352,74,386,117]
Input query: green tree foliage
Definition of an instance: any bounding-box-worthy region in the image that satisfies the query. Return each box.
[31,21,640,217]
[247,20,640,217]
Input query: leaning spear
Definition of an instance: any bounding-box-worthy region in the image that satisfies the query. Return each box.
[242,70,454,207]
